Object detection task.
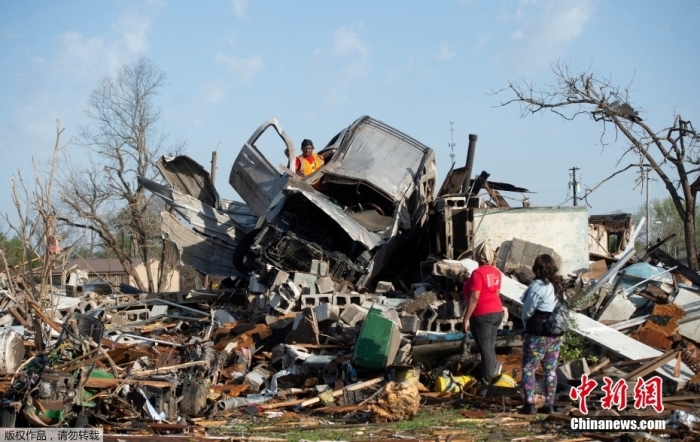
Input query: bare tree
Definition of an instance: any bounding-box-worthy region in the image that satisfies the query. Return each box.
[59,56,185,292]
[1,120,71,306]
[496,61,700,270]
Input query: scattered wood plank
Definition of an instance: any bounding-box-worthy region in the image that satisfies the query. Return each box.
[8,306,30,327]
[588,357,610,374]
[459,410,489,418]
[499,421,530,428]
[193,421,228,427]
[261,377,383,409]
[300,377,383,407]
[130,360,208,375]
[623,349,678,380]
[662,394,700,402]
[452,419,493,424]
[608,357,655,368]
[83,378,173,388]
[212,323,272,352]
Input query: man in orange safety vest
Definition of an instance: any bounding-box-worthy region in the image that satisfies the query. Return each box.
[295,139,324,177]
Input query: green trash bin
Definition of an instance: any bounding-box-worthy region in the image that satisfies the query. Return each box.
[353,306,401,370]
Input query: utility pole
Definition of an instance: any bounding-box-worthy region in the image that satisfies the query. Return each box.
[646,166,651,246]
[204,144,220,290]
[569,167,580,206]
[448,121,456,168]
[210,142,220,184]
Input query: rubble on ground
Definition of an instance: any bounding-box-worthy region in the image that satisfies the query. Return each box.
[1,116,700,440]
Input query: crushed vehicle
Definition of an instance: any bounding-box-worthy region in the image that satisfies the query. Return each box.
[141,116,437,290]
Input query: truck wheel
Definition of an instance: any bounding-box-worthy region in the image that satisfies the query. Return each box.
[180,381,207,416]
[1,407,17,428]
[232,228,262,274]
[74,411,89,428]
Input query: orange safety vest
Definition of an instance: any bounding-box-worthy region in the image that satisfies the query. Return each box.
[295,152,324,176]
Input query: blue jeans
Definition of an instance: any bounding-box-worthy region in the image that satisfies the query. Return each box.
[470,311,504,381]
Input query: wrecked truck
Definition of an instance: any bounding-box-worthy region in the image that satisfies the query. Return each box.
[141,116,437,289]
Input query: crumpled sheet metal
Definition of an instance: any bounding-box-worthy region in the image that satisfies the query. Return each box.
[278,185,384,250]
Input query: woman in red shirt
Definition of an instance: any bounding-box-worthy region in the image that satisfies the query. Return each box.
[462,241,503,383]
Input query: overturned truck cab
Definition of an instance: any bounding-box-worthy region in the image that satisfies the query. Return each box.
[143,116,437,290]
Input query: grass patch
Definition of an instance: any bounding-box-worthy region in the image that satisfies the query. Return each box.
[212,407,516,442]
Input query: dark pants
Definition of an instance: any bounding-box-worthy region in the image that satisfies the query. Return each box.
[470,311,504,382]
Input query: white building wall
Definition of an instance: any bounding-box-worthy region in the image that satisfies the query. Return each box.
[472,206,590,276]
[132,260,180,291]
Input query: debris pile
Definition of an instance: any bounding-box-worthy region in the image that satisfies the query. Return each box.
[2,116,700,440]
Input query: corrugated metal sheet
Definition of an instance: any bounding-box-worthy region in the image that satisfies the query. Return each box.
[161,211,242,277]
[138,176,257,239]
[158,156,220,208]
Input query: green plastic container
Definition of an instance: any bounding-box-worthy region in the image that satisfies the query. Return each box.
[352,306,400,370]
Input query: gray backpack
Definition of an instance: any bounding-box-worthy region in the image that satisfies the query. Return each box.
[545,299,569,336]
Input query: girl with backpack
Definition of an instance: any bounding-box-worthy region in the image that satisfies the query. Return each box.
[519,254,567,415]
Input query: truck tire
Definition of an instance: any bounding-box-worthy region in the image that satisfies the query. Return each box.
[232,228,262,274]
[74,411,89,428]
[179,381,207,416]
[1,407,17,428]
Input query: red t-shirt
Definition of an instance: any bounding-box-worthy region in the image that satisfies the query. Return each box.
[463,265,503,317]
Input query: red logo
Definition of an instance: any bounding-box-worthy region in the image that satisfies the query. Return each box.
[570,375,664,414]
[601,377,628,411]
[633,376,664,413]
[569,374,598,414]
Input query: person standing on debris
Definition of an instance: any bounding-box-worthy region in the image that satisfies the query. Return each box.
[462,241,503,384]
[294,139,324,176]
[519,254,567,415]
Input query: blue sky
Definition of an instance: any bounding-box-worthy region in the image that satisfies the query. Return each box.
[1,0,699,232]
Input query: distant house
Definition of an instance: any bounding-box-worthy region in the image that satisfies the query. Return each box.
[51,258,180,291]
[589,213,634,259]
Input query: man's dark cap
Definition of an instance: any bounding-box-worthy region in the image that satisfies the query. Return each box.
[301,139,313,148]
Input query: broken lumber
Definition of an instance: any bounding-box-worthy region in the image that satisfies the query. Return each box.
[130,360,208,375]
[623,349,678,380]
[83,378,173,389]
[261,377,382,409]
[300,376,383,407]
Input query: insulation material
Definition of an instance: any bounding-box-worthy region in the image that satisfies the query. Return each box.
[0,328,25,373]
[369,381,420,422]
